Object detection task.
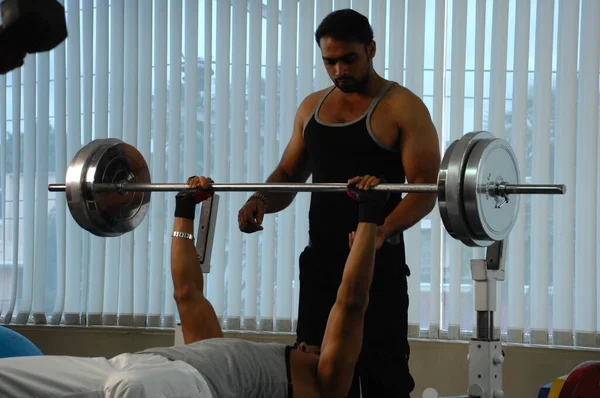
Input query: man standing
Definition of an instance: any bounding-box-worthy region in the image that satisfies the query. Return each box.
[238,9,440,397]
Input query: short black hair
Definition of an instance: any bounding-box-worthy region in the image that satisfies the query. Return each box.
[315,9,374,47]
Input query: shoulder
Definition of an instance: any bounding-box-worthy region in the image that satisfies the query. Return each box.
[296,87,332,122]
[382,82,433,125]
[384,83,427,110]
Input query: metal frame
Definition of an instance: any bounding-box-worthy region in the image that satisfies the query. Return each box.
[428,241,506,398]
[195,194,219,273]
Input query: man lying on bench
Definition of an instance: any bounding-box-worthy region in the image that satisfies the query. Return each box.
[0,174,389,398]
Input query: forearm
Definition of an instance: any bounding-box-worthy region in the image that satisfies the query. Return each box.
[260,167,299,213]
[381,192,437,237]
[171,217,204,296]
[336,222,378,305]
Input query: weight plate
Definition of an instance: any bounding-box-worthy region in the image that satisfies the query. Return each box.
[66,139,121,236]
[438,131,495,247]
[463,137,520,243]
[84,140,151,237]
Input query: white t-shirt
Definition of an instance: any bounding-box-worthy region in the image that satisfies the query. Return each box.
[141,338,293,398]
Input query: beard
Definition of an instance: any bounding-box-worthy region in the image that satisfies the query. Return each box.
[333,71,370,93]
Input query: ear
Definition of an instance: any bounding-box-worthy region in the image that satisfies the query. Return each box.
[367,41,376,59]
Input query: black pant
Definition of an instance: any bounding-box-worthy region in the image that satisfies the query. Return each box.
[296,241,415,397]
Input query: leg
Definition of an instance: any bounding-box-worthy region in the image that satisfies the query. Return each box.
[359,308,414,398]
[296,246,343,347]
[316,222,380,397]
[0,355,115,397]
[347,368,362,398]
[359,347,413,398]
[297,246,364,398]
[359,243,414,397]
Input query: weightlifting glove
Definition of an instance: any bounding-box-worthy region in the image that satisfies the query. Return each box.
[174,178,214,221]
[346,180,390,225]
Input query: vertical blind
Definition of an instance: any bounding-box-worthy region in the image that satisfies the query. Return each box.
[1,0,599,348]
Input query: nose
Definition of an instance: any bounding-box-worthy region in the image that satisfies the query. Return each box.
[334,62,347,78]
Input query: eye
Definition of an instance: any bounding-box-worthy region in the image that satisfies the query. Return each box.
[341,55,356,64]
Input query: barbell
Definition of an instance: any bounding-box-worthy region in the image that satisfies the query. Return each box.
[48,131,566,247]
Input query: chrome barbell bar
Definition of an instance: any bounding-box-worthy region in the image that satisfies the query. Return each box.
[47,132,568,243]
[47,182,566,195]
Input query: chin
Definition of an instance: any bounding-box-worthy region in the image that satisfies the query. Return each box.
[335,84,359,93]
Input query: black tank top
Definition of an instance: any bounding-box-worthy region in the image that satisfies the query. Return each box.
[303,81,406,255]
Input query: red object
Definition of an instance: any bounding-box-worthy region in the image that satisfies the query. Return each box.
[192,190,213,203]
[559,360,600,398]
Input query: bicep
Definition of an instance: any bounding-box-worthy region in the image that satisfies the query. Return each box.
[399,99,441,184]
